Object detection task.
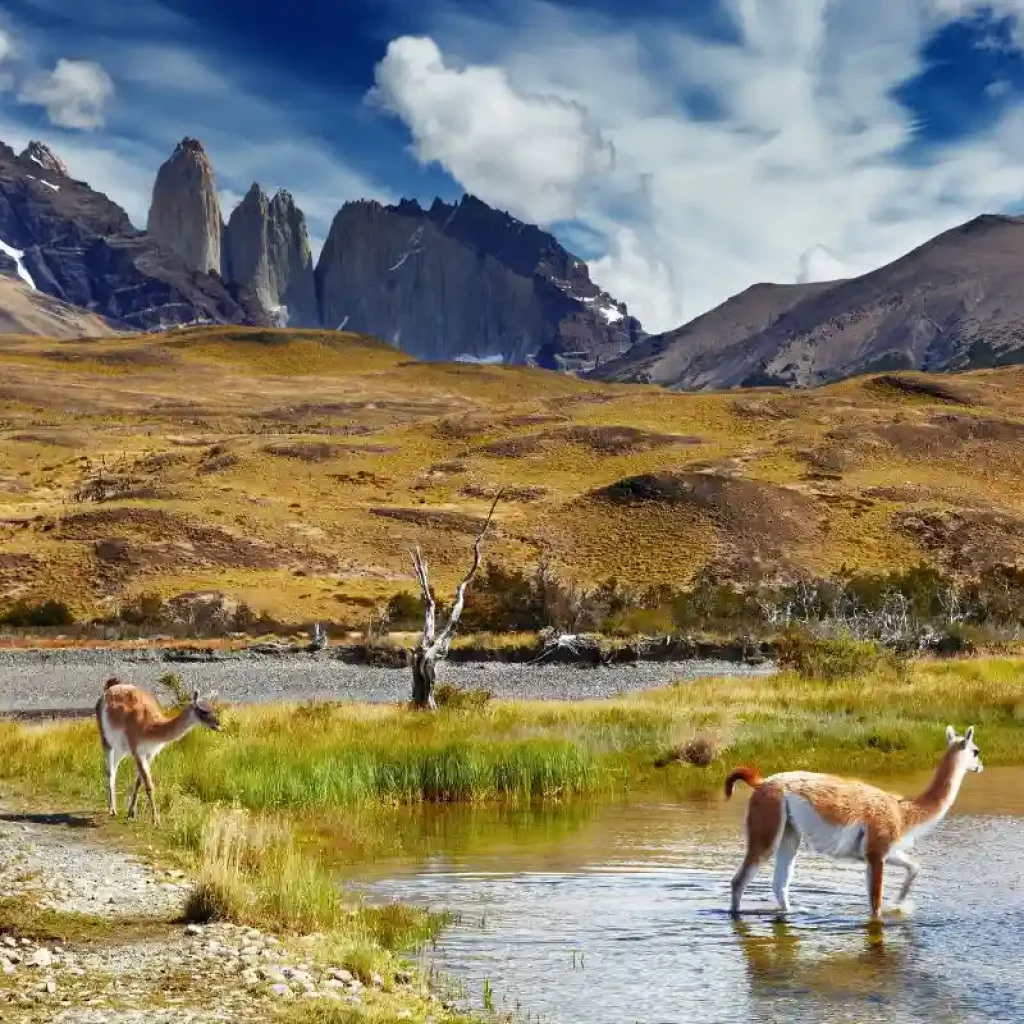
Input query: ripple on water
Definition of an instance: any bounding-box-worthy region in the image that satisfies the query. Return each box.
[360,771,1024,1024]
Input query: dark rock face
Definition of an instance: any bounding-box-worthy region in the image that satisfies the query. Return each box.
[314,194,644,368]
[17,141,68,178]
[595,214,1024,390]
[147,138,223,275]
[0,140,253,331]
[224,184,318,327]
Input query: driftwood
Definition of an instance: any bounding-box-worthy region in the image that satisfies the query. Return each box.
[409,491,502,709]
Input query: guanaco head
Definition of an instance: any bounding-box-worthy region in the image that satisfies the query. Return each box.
[945,724,983,773]
[191,688,222,731]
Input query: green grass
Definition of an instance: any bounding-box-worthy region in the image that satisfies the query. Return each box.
[3,659,1024,816]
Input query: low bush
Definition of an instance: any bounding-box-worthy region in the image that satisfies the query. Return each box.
[776,630,885,682]
[0,598,75,628]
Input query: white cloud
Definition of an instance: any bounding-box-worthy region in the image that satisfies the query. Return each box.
[370,35,614,223]
[18,58,114,129]
[373,1,1024,332]
[796,246,856,284]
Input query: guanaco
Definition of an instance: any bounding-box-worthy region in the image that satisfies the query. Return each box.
[95,677,221,825]
[725,725,983,920]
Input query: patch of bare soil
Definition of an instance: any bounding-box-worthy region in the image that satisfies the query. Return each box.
[548,425,702,453]
[475,435,547,458]
[9,432,88,449]
[897,507,1024,571]
[876,413,1024,457]
[57,510,302,576]
[462,483,547,503]
[591,471,818,554]
[38,347,177,369]
[864,373,976,405]
[369,506,493,535]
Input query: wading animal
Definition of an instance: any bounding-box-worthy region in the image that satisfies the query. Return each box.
[725,725,983,920]
[96,677,221,825]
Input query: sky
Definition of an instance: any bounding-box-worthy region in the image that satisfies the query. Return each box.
[3,0,1024,333]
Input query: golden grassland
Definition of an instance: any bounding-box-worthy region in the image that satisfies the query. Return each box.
[5,327,1024,622]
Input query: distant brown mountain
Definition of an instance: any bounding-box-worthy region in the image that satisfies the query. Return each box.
[593,214,1024,390]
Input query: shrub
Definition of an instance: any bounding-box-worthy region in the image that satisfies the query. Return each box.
[117,591,167,626]
[0,599,75,628]
[158,672,192,709]
[434,682,493,711]
[777,630,884,682]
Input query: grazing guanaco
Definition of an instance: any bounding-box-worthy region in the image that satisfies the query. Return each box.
[725,725,983,920]
[95,677,221,825]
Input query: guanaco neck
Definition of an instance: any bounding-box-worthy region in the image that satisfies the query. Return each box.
[900,748,966,831]
[145,705,200,744]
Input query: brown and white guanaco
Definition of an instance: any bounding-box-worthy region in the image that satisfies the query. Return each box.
[725,725,983,920]
[95,677,221,825]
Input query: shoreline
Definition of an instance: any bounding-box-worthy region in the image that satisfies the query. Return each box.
[0,650,775,715]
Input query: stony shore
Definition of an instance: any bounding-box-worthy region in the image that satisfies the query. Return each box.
[0,801,443,1022]
[0,649,774,714]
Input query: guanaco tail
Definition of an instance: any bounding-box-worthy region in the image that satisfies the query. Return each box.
[96,677,221,825]
[725,725,983,919]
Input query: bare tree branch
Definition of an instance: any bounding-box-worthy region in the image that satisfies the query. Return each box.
[430,489,503,656]
[411,545,436,646]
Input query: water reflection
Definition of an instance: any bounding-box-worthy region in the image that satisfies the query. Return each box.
[352,768,1024,1024]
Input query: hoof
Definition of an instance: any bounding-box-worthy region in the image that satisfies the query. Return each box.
[888,900,915,917]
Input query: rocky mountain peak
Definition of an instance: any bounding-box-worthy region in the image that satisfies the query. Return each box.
[18,141,68,177]
[315,194,643,368]
[223,179,317,327]
[147,137,223,275]
[175,137,208,158]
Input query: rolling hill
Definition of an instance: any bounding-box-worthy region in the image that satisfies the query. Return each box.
[3,327,1024,624]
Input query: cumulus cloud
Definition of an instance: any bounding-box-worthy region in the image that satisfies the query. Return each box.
[373,1,1024,332]
[370,35,614,223]
[796,246,856,284]
[18,58,114,129]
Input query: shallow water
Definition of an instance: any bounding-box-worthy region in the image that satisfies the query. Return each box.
[356,768,1024,1023]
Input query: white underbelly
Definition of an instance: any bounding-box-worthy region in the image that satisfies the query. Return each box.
[785,793,866,859]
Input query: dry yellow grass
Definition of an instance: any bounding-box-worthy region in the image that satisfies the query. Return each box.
[4,327,1024,621]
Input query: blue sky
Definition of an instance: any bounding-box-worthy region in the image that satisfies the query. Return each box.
[3,0,1024,331]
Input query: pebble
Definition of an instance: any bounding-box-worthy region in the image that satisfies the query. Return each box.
[0,806,432,1020]
[29,947,53,968]
[0,649,773,711]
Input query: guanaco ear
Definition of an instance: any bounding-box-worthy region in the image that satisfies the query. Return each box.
[945,725,957,745]
[965,725,975,744]
[191,688,200,705]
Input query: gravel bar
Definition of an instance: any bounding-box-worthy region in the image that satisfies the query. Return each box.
[0,650,775,714]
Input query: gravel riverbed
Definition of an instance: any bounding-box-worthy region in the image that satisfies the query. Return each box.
[0,650,774,714]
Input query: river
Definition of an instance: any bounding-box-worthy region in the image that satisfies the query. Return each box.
[351,768,1024,1023]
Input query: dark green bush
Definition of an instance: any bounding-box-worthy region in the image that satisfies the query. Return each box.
[0,599,75,628]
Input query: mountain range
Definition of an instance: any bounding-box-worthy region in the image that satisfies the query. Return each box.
[4,133,1024,388]
[592,215,1024,389]
[0,135,641,370]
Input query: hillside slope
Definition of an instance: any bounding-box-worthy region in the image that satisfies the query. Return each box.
[3,328,1024,622]
[0,275,121,337]
[595,214,1024,390]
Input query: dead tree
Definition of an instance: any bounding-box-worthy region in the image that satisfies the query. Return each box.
[409,491,502,709]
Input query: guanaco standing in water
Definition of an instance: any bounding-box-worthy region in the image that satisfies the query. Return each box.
[725,725,983,919]
[96,677,221,825]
